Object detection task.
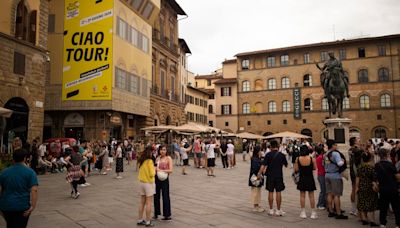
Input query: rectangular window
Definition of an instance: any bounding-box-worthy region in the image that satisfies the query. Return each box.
[129,75,139,94]
[171,76,175,96]
[378,45,386,56]
[209,94,215,99]
[221,105,232,115]
[160,70,165,96]
[225,122,229,127]
[320,51,328,61]
[131,0,144,10]
[116,68,127,89]
[48,14,55,33]
[267,120,271,125]
[209,121,214,127]
[142,79,148,97]
[221,87,231,96]
[13,52,25,75]
[195,98,199,105]
[118,18,127,40]
[142,35,149,53]
[267,56,275,68]
[131,27,139,46]
[280,55,289,66]
[142,2,154,19]
[207,79,211,86]
[358,47,366,58]
[303,53,310,64]
[241,59,250,70]
[339,49,346,60]
[247,121,251,126]
[283,119,287,125]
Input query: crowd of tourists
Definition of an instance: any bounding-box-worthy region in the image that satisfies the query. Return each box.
[1,134,399,228]
[248,137,400,228]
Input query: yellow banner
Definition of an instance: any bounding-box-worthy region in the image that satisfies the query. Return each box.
[62,0,113,100]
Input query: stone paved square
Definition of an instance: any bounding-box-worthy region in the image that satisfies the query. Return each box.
[2,156,396,228]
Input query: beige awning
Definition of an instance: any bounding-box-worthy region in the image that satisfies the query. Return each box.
[236,132,266,139]
[0,107,12,118]
[265,131,311,139]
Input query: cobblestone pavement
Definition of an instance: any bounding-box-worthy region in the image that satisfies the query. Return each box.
[1,155,396,228]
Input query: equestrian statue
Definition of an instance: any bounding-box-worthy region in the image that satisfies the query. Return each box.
[316,52,349,118]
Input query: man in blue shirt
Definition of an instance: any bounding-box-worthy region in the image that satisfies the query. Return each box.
[324,139,348,219]
[0,148,39,228]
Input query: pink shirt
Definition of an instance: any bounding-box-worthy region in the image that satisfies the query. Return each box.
[316,154,325,176]
[157,158,170,171]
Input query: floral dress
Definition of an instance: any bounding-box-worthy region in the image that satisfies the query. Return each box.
[357,163,378,212]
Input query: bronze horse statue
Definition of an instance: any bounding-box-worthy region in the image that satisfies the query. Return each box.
[319,68,347,118]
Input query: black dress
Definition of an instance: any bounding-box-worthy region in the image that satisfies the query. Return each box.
[297,157,316,191]
[116,157,124,173]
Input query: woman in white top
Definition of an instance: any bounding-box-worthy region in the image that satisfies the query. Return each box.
[227,140,235,169]
[205,139,219,177]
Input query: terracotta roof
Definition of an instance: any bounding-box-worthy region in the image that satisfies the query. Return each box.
[235,34,400,57]
[187,85,211,94]
[178,38,191,54]
[167,0,186,15]
[223,59,236,64]
[214,78,237,84]
[194,74,223,80]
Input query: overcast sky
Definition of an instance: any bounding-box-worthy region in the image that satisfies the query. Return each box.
[178,0,400,75]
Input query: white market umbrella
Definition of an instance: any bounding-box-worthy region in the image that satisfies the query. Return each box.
[0,107,12,118]
[236,132,266,139]
[265,131,311,139]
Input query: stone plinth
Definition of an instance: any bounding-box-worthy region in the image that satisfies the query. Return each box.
[324,118,352,155]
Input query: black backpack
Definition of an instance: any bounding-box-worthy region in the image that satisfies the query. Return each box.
[328,150,347,173]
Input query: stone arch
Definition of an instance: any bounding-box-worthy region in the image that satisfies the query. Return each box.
[301,128,313,138]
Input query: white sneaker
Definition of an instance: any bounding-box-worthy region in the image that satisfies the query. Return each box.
[300,210,307,219]
[252,207,258,212]
[116,176,123,179]
[79,183,87,187]
[310,211,318,219]
[257,207,265,213]
[268,209,275,216]
[275,209,285,217]
[85,182,91,186]
[317,206,325,210]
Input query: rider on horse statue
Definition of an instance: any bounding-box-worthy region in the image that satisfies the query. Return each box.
[316,52,350,99]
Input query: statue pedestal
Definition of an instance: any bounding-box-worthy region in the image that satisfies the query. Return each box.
[324,118,352,156]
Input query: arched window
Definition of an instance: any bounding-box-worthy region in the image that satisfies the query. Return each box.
[322,98,328,110]
[255,79,263,91]
[358,69,369,83]
[282,100,290,112]
[374,127,387,138]
[303,74,312,87]
[380,94,391,107]
[301,129,312,137]
[255,102,263,113]
[359,95,370,109]
[208,105,213,114]
[304,98,313,111]
[281,77,290,89]
[268,78,276,90]
[378,68,389,82]
[343,97,350,109]
[242,81,250,92]
[15,0,28,40]
[268,101,277,112]
[242,103,250,114]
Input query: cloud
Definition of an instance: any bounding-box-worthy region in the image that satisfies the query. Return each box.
[178,0,400,75]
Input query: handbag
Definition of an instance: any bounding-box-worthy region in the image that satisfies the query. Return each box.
[292,172,300,185]
[250,174,261,186]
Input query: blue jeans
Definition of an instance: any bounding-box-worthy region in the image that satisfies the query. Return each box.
[317,175,326,208]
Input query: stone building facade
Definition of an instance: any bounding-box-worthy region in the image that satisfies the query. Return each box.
[149,0,187,127]
[0,0,49,147]
[235,34,400,143]
[45,0,160,141]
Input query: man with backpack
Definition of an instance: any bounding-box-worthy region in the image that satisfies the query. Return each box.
[324,139,348,219]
